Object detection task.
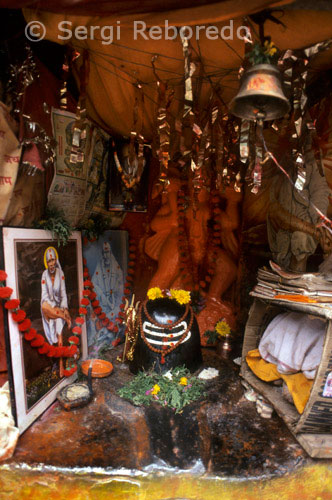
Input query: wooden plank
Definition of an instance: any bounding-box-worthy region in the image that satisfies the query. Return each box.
[297,434,332,458]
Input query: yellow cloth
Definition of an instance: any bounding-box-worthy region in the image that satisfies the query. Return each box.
[246,349,313,414]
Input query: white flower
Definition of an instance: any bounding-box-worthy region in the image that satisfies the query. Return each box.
[198,368,219,380]
[163,370,173,380]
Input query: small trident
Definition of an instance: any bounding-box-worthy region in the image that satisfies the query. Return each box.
[118,294,140,362]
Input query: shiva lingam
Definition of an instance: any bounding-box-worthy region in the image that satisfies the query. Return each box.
[129,293,202,374]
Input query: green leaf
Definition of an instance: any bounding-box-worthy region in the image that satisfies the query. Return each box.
[117,366,206,413]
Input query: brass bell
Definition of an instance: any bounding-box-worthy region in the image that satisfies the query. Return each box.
[230,64,290,121]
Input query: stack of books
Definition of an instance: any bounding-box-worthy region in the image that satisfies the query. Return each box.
[250,261,332,305]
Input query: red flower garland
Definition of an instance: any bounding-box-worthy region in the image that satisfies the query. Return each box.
[81,238,136,347]
[0,273,88,376]
[11,310,26,323]
[0,270,8,281]
[176,186,222,295]
[0,240,136,375]
[5,299,20,310]
[0,287,13,299]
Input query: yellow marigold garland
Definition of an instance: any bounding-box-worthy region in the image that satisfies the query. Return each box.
[147,287,164,300]
[147,287,191,305]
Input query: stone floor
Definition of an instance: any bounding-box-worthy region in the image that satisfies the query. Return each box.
[1,346,332,499]
[4,346,317,479]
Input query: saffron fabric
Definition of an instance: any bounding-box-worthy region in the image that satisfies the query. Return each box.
[246,349,313,414]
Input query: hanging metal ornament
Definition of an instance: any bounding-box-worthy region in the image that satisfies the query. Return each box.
[239,119,250,163]
[7,46,56,174]
[69,50,89,167]
[230,64,290,121]
[249,120,264,194]
[180,32,196,165]
[152,55,173,190]
[279,39,332,191]
[294,152,306,191]
[212,105,225,190]
[234,171,243,193]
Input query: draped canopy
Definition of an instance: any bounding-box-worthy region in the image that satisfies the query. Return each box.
[8,0,330,140]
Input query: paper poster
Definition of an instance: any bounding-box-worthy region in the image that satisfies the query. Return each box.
[48,108,91,226]
[84,126,111,218]
[0,103,21,224]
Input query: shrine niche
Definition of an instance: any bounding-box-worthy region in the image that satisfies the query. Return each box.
[1,1,332,497]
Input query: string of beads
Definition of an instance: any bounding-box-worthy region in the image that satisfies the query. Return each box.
[138,300,193,364]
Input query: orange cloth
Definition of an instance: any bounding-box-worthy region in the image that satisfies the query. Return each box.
[22,8,332,141]
[246,349,313,414]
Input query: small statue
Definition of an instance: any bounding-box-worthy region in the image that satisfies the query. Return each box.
[267,153,332,271]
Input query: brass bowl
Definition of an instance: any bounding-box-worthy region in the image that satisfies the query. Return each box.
[81,359,113,378]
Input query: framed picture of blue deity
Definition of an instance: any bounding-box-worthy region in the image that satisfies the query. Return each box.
[1,228,87,433]
[82,230,129,356]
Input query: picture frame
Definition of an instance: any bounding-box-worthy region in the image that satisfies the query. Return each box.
[1,228,87,433]
[82,230,129,356]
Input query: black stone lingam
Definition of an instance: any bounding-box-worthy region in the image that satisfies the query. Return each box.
[130,297,202,374]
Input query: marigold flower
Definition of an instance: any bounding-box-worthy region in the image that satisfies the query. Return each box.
[30,334,44,347]
[24,328,37,341]
[0,286,13,299]
[151,384,160,395]
[264,40,277,56]
[11,309,26,323]
[38,344,50,355]
[5,299,20,310]
[67,344,78,356]
[0,270,7,281]
[215,319,231,338]
[47,346,56,357]
[18,318,31,332]
[72,326,82,335]
[69,335,80,344]
[79,307,87,315]
[179,377,188,386]
[170,289,191,305]
[64,366,77,377]
[83,280,93,288]
[147,287,163,300]
[81,298,89,306]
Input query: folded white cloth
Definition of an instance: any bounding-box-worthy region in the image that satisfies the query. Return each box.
[258,312,325,379]
[0,382,19,461]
